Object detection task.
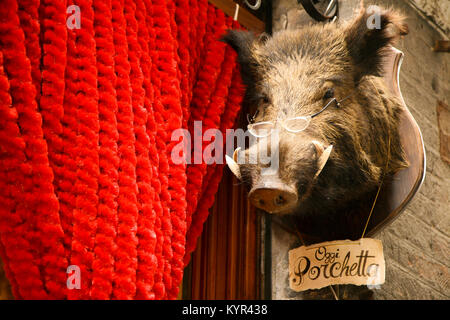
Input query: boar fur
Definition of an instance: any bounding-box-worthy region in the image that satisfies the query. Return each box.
[223,5,409,240]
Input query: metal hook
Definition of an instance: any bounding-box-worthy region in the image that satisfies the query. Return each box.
[244,0,262,10]
[233,3,239,21]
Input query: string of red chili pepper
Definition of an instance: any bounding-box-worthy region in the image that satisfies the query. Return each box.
[17,0,41,103]
[90,0,120,300]
[142,0,166,300]
[154,0,188,300]
[0,0,59,299]
[38,0,70,298]
[165,0,193,300]
[174,0,191,130]
[0,49,37,300]
[110,0,139,300]
[152,0,178,299]
[66,0,100,300]
[21,0,70,299]
[134,0,159,300]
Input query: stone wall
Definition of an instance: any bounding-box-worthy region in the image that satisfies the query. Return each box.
[409,0,450,35]
[271,0,449,300]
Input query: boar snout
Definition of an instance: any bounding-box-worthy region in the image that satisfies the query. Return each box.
[249,177,298,214]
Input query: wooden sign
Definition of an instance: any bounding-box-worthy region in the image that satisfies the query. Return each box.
[289,238,385,292]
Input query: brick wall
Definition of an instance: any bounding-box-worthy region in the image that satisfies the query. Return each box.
[271,0,449,300]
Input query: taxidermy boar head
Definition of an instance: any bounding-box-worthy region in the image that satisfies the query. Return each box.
[223,6,409,230]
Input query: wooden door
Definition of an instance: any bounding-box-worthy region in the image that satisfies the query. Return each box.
[182,168,264,299]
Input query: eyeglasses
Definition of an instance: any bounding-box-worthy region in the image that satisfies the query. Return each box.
[247,97,347,138]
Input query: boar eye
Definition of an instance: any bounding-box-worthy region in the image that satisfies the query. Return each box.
[323,88,334,100]
[260,95,270,104]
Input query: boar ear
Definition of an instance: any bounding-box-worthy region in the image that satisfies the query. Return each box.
[312,141,333,179]
[221,30,257,85]
[345,6,408,79]
[225,147,242,180]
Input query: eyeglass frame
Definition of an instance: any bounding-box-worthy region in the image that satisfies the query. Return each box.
[247,96,349,138]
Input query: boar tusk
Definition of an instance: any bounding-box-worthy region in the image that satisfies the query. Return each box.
[314,144,333,179]
[312,140,324,155]
[233,147,241,162]
[226,147,242,180]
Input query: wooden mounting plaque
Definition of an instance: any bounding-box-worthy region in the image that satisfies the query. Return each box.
[365,46,426,236]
